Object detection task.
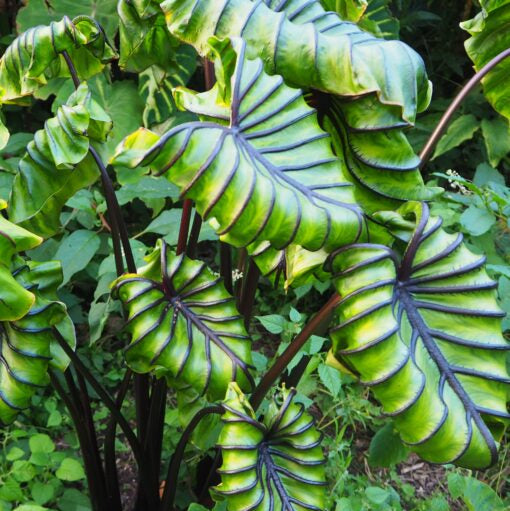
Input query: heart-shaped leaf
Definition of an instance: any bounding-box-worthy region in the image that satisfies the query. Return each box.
[113,240,254,400]
[215,384,326,510]
[112,37,363,252]
[329,202,510,469]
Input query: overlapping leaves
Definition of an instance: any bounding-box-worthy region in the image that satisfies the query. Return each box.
[8,83,112,238]
[0,15,115,107]
[161,0,431,123]
[0,217,75,425]
[462,0,510,121]
[113,240,254,400]
[112,37,363,251]
[329,201,510,468]
[161,0,439,209]
[215,384,326,510]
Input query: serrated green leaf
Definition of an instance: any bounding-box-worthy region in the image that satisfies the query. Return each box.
[481,118,510,167]
[318,364,342,396]
[330,201,510,469]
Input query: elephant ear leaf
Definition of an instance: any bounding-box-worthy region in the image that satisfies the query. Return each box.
[8,82,112,238]
[215,383,326,511]
[0,16,115,107]
[112,37,363,252]
[329,201,510,469]
[462,1,510,121]
[161,0,431,123]
[113,240,254,401]
[0,254,75,425]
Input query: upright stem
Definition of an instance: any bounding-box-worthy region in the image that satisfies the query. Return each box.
[53,329,143,466]
[220,243,233,294]
[160,406,224,511]
[250,293,341,410]
[187,211,203,259]
[420,47,510,167]
[239,259,261,329]
[177,199,193,256]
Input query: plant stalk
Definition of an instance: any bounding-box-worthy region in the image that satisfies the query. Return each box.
[420,47,510,167]
[160,406,224,511]
[250,293,341,410]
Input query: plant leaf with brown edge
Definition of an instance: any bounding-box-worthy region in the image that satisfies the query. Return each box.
[214,383,326,511]
[111,37,364,252]
[113,239,254,400]
[328,201,510,469]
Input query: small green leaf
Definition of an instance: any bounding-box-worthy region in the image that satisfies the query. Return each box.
[365,487,390,505]
[289,307,302,323]
[29,433,55,454]
[12,460,37,482]
[318,364,341,396]
[56,458,86,482]
[47,410,63,427]
[13,506,49,511]
[368,423,409,468]
[57,489,91,511]
[6,446,25,461]
[0,477,23,502]
[433,115,480,158]
[481,118,510,167]
[460,204,496,236]
[256,315,286,335]
[461,476,505,511]
[31,482,55,506]
[473,163,506,187]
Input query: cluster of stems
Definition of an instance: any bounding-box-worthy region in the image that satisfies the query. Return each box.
[47,47,510,511]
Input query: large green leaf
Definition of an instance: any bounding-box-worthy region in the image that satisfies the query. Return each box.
[16,0,119,39]
[112,37,363,251]
[0,16,115,107]
[214,384,326,510]
[118,0,179,72]
[161,0,431,124]
[0,227,75,425]
[113,240,254,400]
[161,0,438,207]
[329,201,510,469]
[8,82,112,238]
[462,0,510,121]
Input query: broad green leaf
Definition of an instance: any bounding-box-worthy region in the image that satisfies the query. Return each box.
[0,115,8,150]
[432,115,480,159]
[256,315,286,335]
[0,16,115,106]
[118,0,180,72]
[113,240,254,400]
[8,83,111,237]
[31,482,55,506]
[368,423,409,467]
[112,37,363,252]
[17,0,119,40]
[29,434,55,454]
[161,0,431,124]
[481,118,510,167]
[0,257,76,424]
[56,458,86,481]
[330,201,510,469]
[54,230,101,284]
[460,476,505,511]
[474,163,506,187]
[460,205,496,237]
[214,384,326,510]
[318,364,342,396]
[462,1,510,121]
[247,1,439,207]
[58,489,92,511]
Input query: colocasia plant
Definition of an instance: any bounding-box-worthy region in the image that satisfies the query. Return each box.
[0,1,509,510]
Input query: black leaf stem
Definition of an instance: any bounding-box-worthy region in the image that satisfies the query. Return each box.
[420,47,510,167]
[187,211,203,258]
[160,405,225,511]
[250,293,341,410]
[51,370,109,511]
[239,259,261,329]
[53,328,143,466]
